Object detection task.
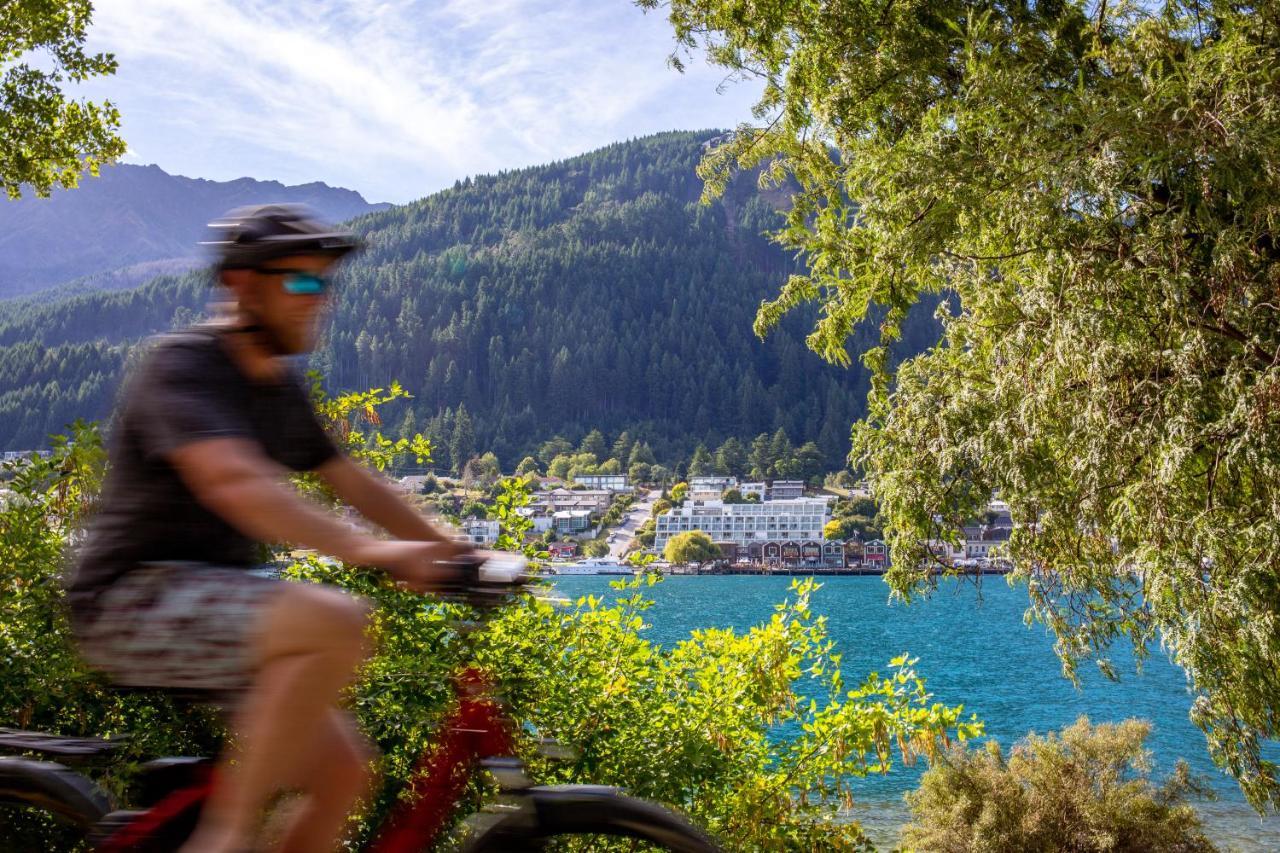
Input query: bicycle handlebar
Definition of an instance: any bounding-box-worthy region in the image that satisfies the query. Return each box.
[437,551,532,609]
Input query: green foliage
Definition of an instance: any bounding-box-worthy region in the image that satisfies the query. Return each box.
[652,0,1280,810]
[663,530,721,566]
[0,431,978,849]
[670,481,688,504]
[721,487,745,504]
[579,536,610,558]
[902,717,1216,852]
[688,443,713,476]
[0,425,223,849]
[0,0,125,198]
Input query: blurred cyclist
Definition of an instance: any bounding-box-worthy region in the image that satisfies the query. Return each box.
[66,204,468,852]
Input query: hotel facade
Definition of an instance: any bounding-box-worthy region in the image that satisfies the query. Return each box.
[654,497,838,567]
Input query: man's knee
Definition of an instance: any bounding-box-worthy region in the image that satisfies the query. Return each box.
[257,583,371,661]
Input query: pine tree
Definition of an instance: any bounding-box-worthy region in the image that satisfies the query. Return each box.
[769,428,793,478]
[715,436,746,478]
[449,405,476,475]
[748,433,772,480]
[689,444,713,477]
[579,429,607,462]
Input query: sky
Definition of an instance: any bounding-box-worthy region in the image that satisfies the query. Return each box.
[74,0,762,204]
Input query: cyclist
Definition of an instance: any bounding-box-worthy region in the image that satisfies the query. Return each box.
[66,204,469,852]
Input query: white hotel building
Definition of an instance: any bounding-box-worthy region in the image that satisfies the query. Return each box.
[655,497,835,566]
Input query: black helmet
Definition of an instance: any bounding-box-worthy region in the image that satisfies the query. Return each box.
[203,203,360,270]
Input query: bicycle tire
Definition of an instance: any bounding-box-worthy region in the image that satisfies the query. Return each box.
[459,785,722,852]
[0,757,112,829]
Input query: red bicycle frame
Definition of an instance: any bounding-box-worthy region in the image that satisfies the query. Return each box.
[95,665,517,853]
[370,665,516,852]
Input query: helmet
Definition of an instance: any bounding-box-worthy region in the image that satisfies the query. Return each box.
[203,203,360,270]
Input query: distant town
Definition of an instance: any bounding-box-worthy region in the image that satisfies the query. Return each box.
[388,469,1015,577]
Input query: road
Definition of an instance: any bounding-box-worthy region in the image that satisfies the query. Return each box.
[607,488,659,559]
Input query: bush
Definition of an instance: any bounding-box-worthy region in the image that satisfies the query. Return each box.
[901,716,1216,852]
[1,420,979,851]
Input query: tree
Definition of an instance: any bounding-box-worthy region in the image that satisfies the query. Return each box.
[628,441,657,467]
[670,482,688,504]
[663,530,721,566]
[651,498,673,518]
[579,429,607,462]
[748,433,772,480]
[463,451,501,489]
[793,441,826,485]
[538,436,573,466]
[628,461,652,484]
[547,453,572,481]
[0,1,125,198]
[653,0,1280,808]
[721,488,745,504]
[688,443,714,477]
[715,436,747,478]
[768,428,793,478]
[611,430,635,465]
[449,405,475,476]
[515,456,539,477]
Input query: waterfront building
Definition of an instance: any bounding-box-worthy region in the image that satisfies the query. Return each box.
[863,539,888,566]
[655,497,832,567]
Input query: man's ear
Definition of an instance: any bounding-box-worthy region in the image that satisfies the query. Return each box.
[219,267,253,293]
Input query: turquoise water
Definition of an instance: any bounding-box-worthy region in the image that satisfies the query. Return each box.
[553,575,1279,851]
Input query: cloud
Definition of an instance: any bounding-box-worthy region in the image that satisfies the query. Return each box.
[78,0,760,202]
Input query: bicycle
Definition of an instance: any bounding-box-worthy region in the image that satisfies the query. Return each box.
[0,554,722,851]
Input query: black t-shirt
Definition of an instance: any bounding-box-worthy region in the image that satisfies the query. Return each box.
[67,327,338,618]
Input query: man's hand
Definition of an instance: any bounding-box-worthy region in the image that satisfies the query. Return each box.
[352,539,474,593]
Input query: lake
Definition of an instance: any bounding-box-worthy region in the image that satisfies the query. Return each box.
[553,574,1279,851]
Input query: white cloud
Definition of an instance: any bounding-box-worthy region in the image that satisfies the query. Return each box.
[81,0,760,202]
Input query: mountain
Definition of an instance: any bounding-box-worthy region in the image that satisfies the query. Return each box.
[0,131,939,464]
[0,164,391,298]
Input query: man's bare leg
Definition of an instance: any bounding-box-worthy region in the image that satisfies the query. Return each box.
[271,709,375,853]
[181,585,370,853]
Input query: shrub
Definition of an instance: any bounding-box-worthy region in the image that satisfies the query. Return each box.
[1,418,979,850]
[901,717,1216,853]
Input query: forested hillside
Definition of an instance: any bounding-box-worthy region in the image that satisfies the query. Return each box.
[0,132,938,465]
[0,163,390,298]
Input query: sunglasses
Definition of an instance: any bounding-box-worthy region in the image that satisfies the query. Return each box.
[259,268,333,296]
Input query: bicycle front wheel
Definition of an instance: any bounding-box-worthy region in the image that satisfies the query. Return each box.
[459,786,721,853]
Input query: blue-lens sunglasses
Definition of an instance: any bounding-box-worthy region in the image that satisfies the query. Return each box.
[272,271,332,296]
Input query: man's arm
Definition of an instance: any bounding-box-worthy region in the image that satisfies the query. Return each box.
[169,437,452,588]
[315,455,458,545]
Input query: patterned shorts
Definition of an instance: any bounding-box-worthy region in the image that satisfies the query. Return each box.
[74,563,286,694]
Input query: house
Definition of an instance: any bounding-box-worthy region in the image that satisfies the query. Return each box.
[461,517,500,546]
[553,509,594,535]
[964,525,1011,559]
[863,539,888,566]
[768,480,805,501]
[574,474,629,492]
[515,506,553,534]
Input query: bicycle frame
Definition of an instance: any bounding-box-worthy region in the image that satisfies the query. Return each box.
[370,665,516,852]
[94,664,517,852]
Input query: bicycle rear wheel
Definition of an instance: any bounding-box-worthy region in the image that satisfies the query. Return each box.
[459,786,721,853]
[0,757,111,828]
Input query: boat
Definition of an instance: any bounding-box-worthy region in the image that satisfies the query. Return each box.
[554,557,632,575]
